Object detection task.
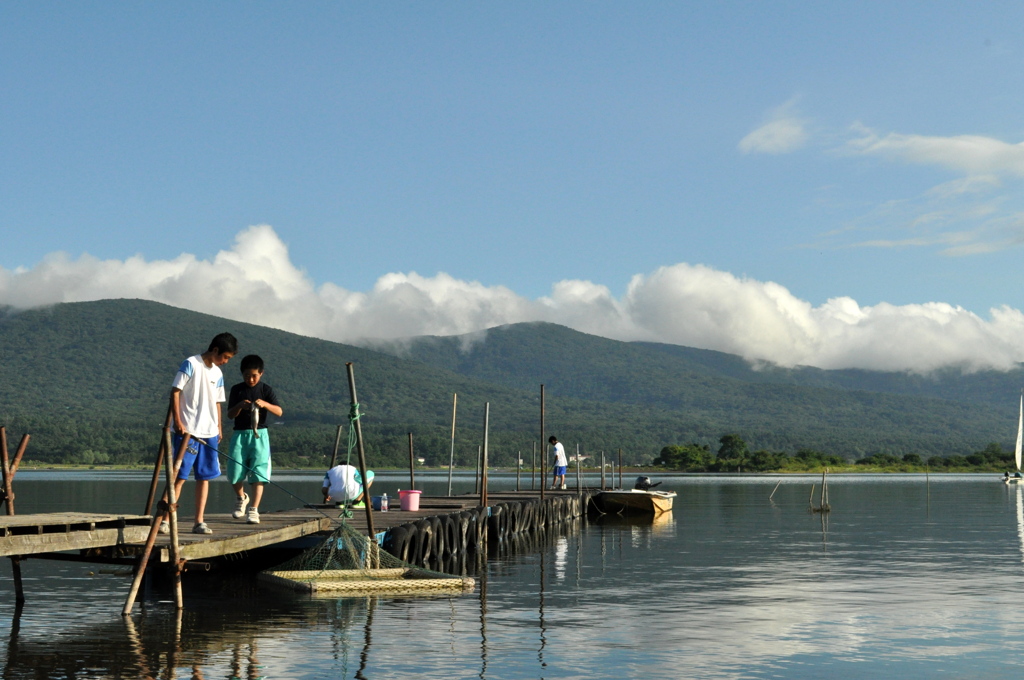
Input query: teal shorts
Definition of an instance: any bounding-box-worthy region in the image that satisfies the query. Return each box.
[227,430,272,485]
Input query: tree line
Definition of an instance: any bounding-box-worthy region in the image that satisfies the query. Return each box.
[654,435,1017,473]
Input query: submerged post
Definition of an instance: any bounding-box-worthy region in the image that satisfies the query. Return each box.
[447,393,457,496]
[601,451,606,489]
[345,363,376,547]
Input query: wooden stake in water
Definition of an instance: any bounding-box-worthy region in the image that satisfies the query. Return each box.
[540,384,546,501]
[345,363,376,550]
[447,393,457,496]
[769,479,782,501]
[480,403,490,508]
[330,424,344,469]
[576,443,581,492]
[601,451,606,490]
[531,441,536,490]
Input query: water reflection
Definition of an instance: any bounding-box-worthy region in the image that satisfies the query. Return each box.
[9,476,1024,679]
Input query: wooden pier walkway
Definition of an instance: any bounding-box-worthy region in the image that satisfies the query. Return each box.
[0,489,588,564]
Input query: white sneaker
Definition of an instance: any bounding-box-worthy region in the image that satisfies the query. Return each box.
[232,492,250,519]
[247,507,260,524]
[561,484,567,490]
[192,522,212,535]
[159,520,170,535]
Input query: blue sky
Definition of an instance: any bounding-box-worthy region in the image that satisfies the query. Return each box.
[4,3,1024,372]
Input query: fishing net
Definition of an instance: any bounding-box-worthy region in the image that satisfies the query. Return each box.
[259,516,475,595]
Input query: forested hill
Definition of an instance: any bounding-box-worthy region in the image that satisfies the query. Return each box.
[0,300,1019,466]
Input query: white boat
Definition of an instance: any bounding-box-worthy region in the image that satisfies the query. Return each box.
[1006,393,1024,484]
[595,489,676,514]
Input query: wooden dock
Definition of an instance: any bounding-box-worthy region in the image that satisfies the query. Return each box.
[0,513,153,557]
[0,490,588,564]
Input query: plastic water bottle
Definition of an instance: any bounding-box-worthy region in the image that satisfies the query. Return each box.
[381,493,389,512]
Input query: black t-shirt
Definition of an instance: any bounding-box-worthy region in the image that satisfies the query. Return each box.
[228,382,280,431]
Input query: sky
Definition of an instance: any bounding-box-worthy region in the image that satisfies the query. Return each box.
[4,3,1024,373]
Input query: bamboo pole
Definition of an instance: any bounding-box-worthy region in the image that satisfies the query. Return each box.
[166,431,185,608]
[1,427,25,605]
[540,385,546,500]
[617,448,623,489]
[407,432,416,490]
[601,451,606,490]
[769,479,782,501]
[123,432,192,615]
[144,400,174,515]
[576,443,581,492]
[531,442,536,490]
[480,403,490,508]
[447,393,457,496]
[329,424,344,469]
[345,363,377,552]
[516,450,521,492]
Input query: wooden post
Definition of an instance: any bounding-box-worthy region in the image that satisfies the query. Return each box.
[144,400,174,515]
[407,432,416,490]
[165,431,185,608]
[516,450,521,492]
[329,424,344,469]
[447,393,457,496]
[540,385,546,501]
[617,448,623,489]
[531,442,536,490]
[480,403,490,508]
[475,446,482,495]
[1,427,28,606]
[123,432,192,615]
[576,443,581,492]
[345,363,377,551]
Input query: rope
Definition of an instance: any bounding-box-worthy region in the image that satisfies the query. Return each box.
[178,433,340,526]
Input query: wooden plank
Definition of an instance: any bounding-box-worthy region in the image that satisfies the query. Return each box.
[159,515,334,562]
[0,525,153,557]
[0,512,151,528]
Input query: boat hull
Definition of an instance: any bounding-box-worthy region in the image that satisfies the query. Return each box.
[595,489,676,514]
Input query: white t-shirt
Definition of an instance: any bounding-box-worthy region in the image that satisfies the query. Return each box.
[171,355,226,438]
[323,464,374,501]
[552,442,568,467]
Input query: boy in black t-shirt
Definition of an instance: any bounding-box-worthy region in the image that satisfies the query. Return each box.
[226,355,283,524]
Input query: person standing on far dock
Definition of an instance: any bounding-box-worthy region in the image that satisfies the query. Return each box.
[226,354,283,525]
[161,332,237,536]
[550,435,567,490]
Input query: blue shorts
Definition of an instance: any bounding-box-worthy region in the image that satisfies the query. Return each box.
[554,465,567,476]
[173,433,221,481]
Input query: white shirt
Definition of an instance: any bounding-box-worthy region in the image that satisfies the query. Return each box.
[552,442,567,467]
[171,355,225,438]
[323,464,370,501]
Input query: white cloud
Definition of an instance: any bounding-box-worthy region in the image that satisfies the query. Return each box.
[739,100,810,155]
[846,125,1024,177]
[2,225,1024,373]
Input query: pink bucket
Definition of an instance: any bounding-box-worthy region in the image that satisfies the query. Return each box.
[399,489,422,511]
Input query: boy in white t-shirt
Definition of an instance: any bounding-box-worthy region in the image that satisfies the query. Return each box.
[160,332,237,535]
[322,464,375,509]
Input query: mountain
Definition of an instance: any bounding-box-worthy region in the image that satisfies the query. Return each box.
[0,300,1018,467]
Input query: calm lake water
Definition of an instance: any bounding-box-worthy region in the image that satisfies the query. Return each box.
[3,472,1024,679]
